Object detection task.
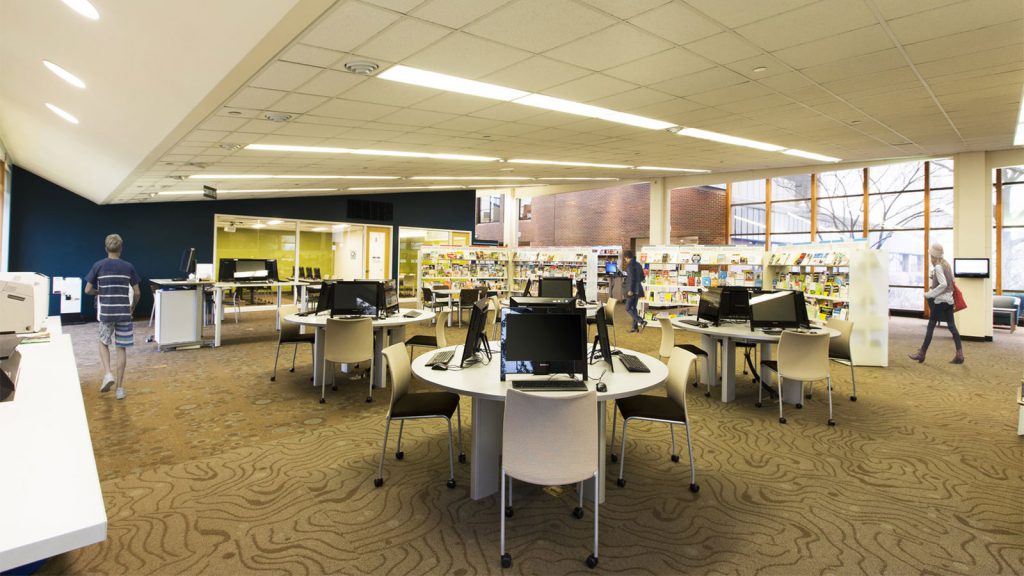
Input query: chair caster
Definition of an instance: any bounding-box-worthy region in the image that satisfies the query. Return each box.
[319,398,325,404]
[779,417,787,424]
[804,393,812,399]
[366,396,373,403]
[500,553,512,568]
[289,368,295,373]
[691,382,698,388]
[828,419,836,427]
[755,402,762,408]
[505,506,514,518]
[586,554,598,569]
[332,385,337,391]
[309,377,313,382]
[689,483,699,493]
[373,478,383,488]
[616,478,625,487]
[458,453,466,464]
[704,391,710,397]
[270,376,276,382]
[796,403,803,409]
[573,506,584,519]
[850,395,857,401]
[395,451,404,460]
[610,453,618,463]
[671,454,680,463]
[446,479,456,489]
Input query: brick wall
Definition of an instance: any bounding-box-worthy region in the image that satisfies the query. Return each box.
[670,185,728,245]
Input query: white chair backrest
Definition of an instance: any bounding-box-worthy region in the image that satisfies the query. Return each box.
[502,389,598,485]
[486,296,499,327]
[324,317,373,364]
[279,304,301,340]
[604,298,617,325]
[382,342,411,408]
[658,316,675,358]
[825,318,853,361]
[777,331,830,382]
[666,348,696,415]
[435,310,449,348]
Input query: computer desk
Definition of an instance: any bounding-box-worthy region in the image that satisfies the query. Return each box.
[212,280,308,347]
[411,346,666,504]
[285,310,436,393]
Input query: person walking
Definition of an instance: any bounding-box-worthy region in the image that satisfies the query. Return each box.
[85,234,142,399]
[909,242,964,364]
[622,250,646,333]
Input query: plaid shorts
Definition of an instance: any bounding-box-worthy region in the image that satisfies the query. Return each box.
[99,321,134,348]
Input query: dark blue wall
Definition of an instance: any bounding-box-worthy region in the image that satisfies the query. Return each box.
[9,166,476,319]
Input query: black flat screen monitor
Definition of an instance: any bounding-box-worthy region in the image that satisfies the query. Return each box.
[500,307,587,381]
[589,306,614,372]
[575,279,587,301]
[719,286,751,322]
[749,290,801,330]
[234,258,269,280]
[332,280,383,317]
[179,248,196,277]
[315,281,336,314]
[605,261,619,275]
[217,259,235,282]
[794,291,811,328]
[509,296,576,310]
[539,277,574,299]
[383,279,400,316]
[953,258,990,278]
[697,288,722,325]
[521,278,532,297]
[460,299,491,367]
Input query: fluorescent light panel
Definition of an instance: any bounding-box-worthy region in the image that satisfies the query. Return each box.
[158,188,337,196]
[45,103,78,124]
[513,94,675,130]
[509,158,630,169]
[266,220,284,225]
[538,177,619,181]
[348,185,462,191]
[244,143,499,162]
[62,0,99,20]
[676,127,784,152]
[188,174,397,180]
[410,176,532,180]
[782,149,841,162]
[636,166,709,173]
[42,60,85,88]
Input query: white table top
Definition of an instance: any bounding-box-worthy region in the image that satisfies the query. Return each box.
[0,319,107,570]
[412,345,667,402]
[670,316,839,342]
[150,278,213,286]
[284,309,436,328]
[215,280,306,289]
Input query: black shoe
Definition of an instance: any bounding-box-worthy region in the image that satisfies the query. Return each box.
[638,321,648,333]
[628,328,639,333]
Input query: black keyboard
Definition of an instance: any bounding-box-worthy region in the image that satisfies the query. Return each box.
[618,354,650,373]
[679,318,708,327]
[512,380,588,392]
[427,350,454,366]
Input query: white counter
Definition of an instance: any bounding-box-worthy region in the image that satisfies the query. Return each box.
[0,318,107,571]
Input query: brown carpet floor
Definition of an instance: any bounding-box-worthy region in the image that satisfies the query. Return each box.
[37,307,1024,575]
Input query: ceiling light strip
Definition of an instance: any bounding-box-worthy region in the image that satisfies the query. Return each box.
[509,159,631,169]
[61,0,99,20]
[244,143,499,162]
[42,60,86,88]
[45,103,79,124]
[187,174,399,180]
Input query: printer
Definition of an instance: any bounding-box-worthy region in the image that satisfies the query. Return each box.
[0,272,50,333]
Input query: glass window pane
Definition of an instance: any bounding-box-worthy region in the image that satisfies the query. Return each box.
[519,197,532,220]
[930,159,954,189]
[1004,183,1024,226]
[771,199,811,233]
[771,175,811,201]
[871,230,926,287]
[930,188,954,229]
[817,169,863,198]
[889,287,924,311]
[930,229,954,274]
[771,232,811,248]
[732,179,766,204]
[869,161,926,193]
[1004,228,1024,291]
[1003,165,1024,185]
[732,204,767,235]
[817,195,863,232]
[730,234,766,247]
[815,231,862,243]
[869,191,925,230]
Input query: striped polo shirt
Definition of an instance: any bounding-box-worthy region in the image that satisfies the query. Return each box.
[85,258,140,323]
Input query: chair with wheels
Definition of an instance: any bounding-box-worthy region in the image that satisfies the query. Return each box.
[821,318,857,401]
[760,330,834,425]
[655,317,710,397]
[486,296,500,341]
[610,347,700,493]
[421,287,447,322]
[271,305,315,382]
[500,388,599,569]
[374,343,464,489]
[322,317,374,403]
[456,288,479,326]
[405,311,448,357]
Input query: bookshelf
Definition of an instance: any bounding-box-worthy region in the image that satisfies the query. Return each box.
[417,246,512,295]
[638,245,765,313]
[764,241,888,367]
[512,246,598,299]
[595,247,621,299]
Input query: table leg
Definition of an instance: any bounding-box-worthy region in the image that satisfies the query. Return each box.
[313,326,325,389]
[275,285,282,331]
[720,337,737,402]
[372,326,386,390]
[213,287,223,347]
[582,400,607,504]
[701,334,717,395]
[470,397,504,500]
[192,286,204,341]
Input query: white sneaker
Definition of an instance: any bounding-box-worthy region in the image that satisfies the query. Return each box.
[115,387,126,400]
[100,373,115,393]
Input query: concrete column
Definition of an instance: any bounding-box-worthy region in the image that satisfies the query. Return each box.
[649,178,670,245]
[952,152,993,340]
[502,189,518,249]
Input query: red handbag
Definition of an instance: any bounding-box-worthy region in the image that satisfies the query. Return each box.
[952,282,967,312]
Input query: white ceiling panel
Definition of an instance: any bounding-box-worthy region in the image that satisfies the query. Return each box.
[916,45,1024,79]
[356,17,452,61]
[361,0,429,12]
[250,61,322,91]
[579,0,671,20]
[403,32,532,77]
[340,78,440,107]
[412,92,499,114]
[411,0,513,29]
[545,23,674,71]
[604,48,713,86]
[465,0,615,53]
[886,0,1021,45]
[297,69,368,97]
[628,2,722,45]
[377,107,458,127]
[590,88,676,112]
[800,48,907,83]
[652,67,749,98]
[682,0,817,29]
[308,98,401,121]
[227,87,288,110]
[199,116,250,132]
[869,0,967,20]
[736,0,877,52]
[903,21,1024,64]
[480,55,591,92]
[771,25,893,70]
[279,44,345,68]
[684,32,763,64]
[300,1,401,52]
[687,81,774,106]
[271,93,330,114]
[545,73,637,102]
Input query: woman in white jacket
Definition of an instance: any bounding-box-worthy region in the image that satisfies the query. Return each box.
[909,243,964,364]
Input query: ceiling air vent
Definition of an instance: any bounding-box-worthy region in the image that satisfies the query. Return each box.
[344,61,379,75]
[347,198,393,222]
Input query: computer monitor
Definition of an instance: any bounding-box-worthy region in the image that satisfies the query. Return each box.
[794,291,811,328]
[718,286,751,322]
[697,288,722,325]
[234,258,269,280]
[539,277,574,298]
[953,258,989,278]
[575,279,587,301]
[265,259,279,282]
[314,281,336,314]
[179,248,196,278]
[589,306,614,372]
[313,267,321,280]
[460,299,492,367]
[509,296,576,309]
[332,280,384,317]
[383,279,400,316]
[749,290,801,331]
[604,261,619,275]
[217,259,235,282]
[500,307,587,381]
[521,278,532,297]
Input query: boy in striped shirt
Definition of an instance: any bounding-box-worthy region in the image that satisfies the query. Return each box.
[85,234,141,400]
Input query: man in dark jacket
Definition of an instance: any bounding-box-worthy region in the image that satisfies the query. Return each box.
[622,250,646,333]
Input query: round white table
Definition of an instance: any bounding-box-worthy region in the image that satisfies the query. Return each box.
[669,316,839,404]
[285,310,435,394]
[412,345,666,503]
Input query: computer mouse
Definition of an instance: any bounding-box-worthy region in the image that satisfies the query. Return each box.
[432,364,448,371]
[596,382,607,393]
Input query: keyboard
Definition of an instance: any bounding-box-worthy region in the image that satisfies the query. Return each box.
[404,310,422,318]
[427,350,455,366]
[678,318,708,328]
[512,380,588,392]
[618,353,650,373]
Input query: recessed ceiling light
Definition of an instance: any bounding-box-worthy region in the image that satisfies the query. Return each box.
[782,149,841,162]
[61,0,99,20]
[409,176,533,180]
[266,219,284,225]
[514,94,675,130]
[251,223,267,229]
[538,177,619,181]
[227,110,243,116]
[509,159,630,169]
[752,66,768,73]
[849,120,862,125]
[42,60,85,88]
[187,174,398,180]
[635,166,710,173]
[347,185,464,191]
[676,127,784,152]
[264,112,292,122]
[378,65,528,101]
[312,227,328,232]
[245,143,500,163]
[45,103,79,124]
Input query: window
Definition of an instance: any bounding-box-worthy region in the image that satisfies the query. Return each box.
[518,197,532,221]
[770,176,811,247]
[477,195,501,224]
[730,179,767,247]
[816,169,863,238]
[998,166,1024,292]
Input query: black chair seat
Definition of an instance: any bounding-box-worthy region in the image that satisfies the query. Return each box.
[735,341,756,349]
[586,317,597,325]
[675,344,707,358]
[616,394,685,423]
[281,332,315,344]
[406,335,438,347]
[761,359,778,372]
[392,391,460,419]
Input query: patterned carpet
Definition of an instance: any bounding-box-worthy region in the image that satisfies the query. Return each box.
[37,307,1024,575]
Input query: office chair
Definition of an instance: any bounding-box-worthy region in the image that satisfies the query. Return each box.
[323,317,374,403]
[807,318,857,401]
[271,305,315,382]
[405,310,448,357]
[760,331,834,425]
[374,343,464,489]
[656,317,710,396]
[313,267,321,279]
[487,295,501,341]
[586,298,618,347]
[421,287,447,322]
[456,288,478,327]
[500,388,599,569]
[610,348,699,493]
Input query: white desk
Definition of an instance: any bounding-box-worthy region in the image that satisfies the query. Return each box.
[669,317,839,404]
[0,318,107,571]
[412,346,666,503]
[285,310,435,394]
[213,281,306,347]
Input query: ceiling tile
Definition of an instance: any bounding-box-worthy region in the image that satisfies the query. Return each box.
[309,98,401,121]
[296,70,367,97]
[545,23,674,71]
[684,32,761,64]
[604,47,713,85]
[682,0,817,29]
[578,0,671,20]
[301,1,401,52]
[754,70,814,91]
[340,77,440,106]
[361,0,429,12]
[272,122,348,138]
[772,25,893,70]
[430,116,505,132]
[465,0,615,53]
[903,20,1024,64]
[590,88,676,112]
[250,61,322,91]
[279,44,345,68]
[544,73,636,102]
[736,0,876,52]
[270,93,331,114]
[480,56,591,92]
[628,1,722,45]
[411,0,513,30]
[411,92,498,114]
[470,102,548,122]
[687,81,774,106]
[377,108,458,127]
[800,48,906,83]
[652,66,748,98]
[403,32,532,77]
[887,0,1020,45]
[869,0,967,20]
[724,54,790,79]
[227,87,287,109]
[237,119,286,134]
[916,45,1024,79]
[357,17,451,62]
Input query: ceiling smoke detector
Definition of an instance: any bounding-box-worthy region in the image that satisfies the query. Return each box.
[264,112,292,122]
[344,61,379,75]
[219,143,242,150]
